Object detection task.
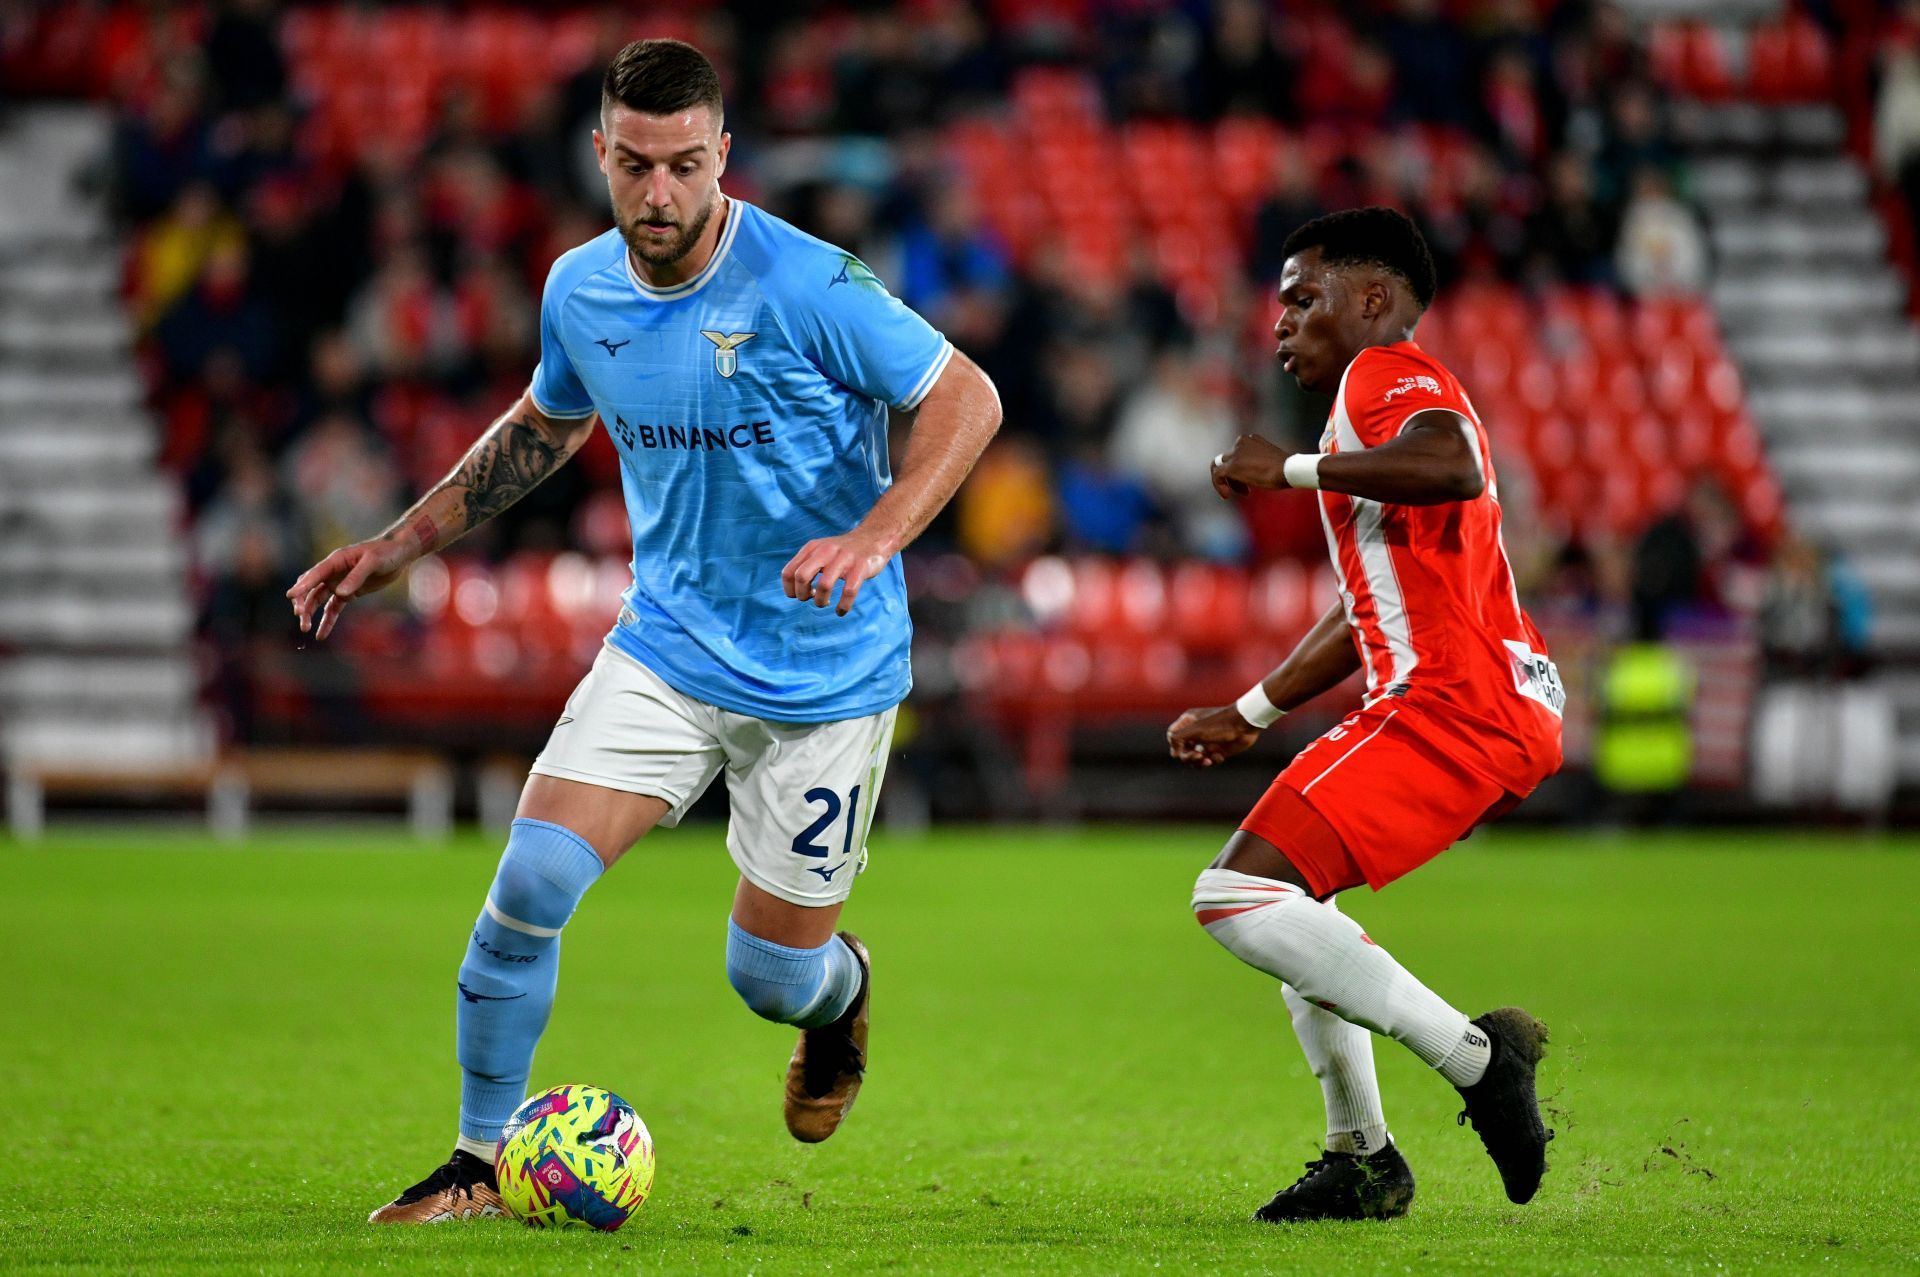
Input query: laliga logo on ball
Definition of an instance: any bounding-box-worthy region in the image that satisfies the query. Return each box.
[545,1167,563,1185]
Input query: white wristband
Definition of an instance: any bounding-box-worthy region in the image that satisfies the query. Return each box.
[1234,682,1285,729]
[1283,452,1325,490]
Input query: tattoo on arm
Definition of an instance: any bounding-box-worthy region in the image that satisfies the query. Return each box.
[444,413,567,531]
[408,515,438,552]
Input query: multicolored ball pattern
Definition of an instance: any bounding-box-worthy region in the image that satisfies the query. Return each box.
[494,1084,654,1230]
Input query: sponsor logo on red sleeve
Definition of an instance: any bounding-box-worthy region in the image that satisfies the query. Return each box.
[1383,375,1442,403]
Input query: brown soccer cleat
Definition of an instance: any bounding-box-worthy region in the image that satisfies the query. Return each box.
[783,931,870,1143]
[367,1149,507,1223]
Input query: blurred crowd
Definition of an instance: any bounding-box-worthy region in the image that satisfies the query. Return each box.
[0,0,1877,684]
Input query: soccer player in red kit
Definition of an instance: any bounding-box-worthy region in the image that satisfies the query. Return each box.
[1169,208,1566,1223]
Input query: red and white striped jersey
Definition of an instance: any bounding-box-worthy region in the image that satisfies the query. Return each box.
[1315,340,1562,793]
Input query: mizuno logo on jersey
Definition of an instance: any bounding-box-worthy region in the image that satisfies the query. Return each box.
[595,337,631,356]
[828,254,882,290]
[700,330,755,378]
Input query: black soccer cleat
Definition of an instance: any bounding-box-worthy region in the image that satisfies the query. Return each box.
[1252,1143,1415,1223]
[367,1148,505,1223]
[1455,1006,1554,1204]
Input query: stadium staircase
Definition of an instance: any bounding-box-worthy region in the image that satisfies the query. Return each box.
[0,105,212,831]
[1652,17,1920,800]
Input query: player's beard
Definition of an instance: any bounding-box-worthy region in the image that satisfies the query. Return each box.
[621,193,717,270]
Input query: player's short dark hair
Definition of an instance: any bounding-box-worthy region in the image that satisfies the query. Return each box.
[1281,207,1438,310]
[602,39,724,124]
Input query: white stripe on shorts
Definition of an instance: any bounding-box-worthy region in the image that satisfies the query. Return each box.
[1299,709,1401,796]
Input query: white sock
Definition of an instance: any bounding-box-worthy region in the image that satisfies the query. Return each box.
[1194,868,1490,1088]
[455,1133,496,1162]
[1283,896,1391,1155]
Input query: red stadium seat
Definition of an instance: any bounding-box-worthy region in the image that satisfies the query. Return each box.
[1515,359,1557,416]
[1554,349,1601,405]
[1084,635,1187,698]
[1041,637,1094,694]
[987,632,1048,698]
[542,552,603,623]
[1648,25,1690,93]
[1113,560,1167,634]
[279,7,337,61]
[1647,346,1697,416]
[1785,20,1835,98]
[1666,412,1714,470]
[1625,414,1674,469]
[1450,283,1531,348]
[1596,468,1650,535]
[1530,414,1578,470]
[1701,358,1745,416]
[1680,24,1738,100]
[440,560,500,631]
[1214,118,1282,211]
[1750,19,1833,102]
[1169,562,1250,652]
[1605,363,1650,417]
[371,10,448,84]
[495,552,571,664]
[1574,289,1627,343]
[1232,642,1293,688]
[1012,67,1102,129]
[1740,474,1786,540]
[1653,23,1742,101]
[546,11,599,79]
[1250,560,1315,638]
[1714,413,1765,471]
[1576,406,1628,469]
[1748,25,1794,102]
[1469,341,1515,396]
[1065,558,1119,636]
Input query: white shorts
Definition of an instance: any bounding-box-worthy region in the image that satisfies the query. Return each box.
[529,643,897,907]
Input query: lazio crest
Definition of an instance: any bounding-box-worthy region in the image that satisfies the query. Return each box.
[701,330,755,378]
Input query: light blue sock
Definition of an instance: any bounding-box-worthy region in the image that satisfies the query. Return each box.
[456,818,604,1144]
[725,920,861,1029]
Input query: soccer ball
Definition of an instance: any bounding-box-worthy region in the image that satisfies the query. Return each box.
[494,1084,655,1230]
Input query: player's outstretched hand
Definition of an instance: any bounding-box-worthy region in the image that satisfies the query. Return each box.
[1211,434,1294,499]
[1167,705,1263,768]
[781,531,890,617]
[286,536,414,640]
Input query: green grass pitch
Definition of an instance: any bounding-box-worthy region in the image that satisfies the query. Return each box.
[6,824,1917,1273]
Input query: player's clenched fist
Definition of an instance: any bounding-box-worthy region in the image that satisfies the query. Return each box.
[781,531,891,617]
[1211,434,1295,499]
[286,536,414,640]
[1166,704,1264,768]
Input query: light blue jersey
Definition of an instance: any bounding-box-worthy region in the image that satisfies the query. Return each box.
[529,199,952,723]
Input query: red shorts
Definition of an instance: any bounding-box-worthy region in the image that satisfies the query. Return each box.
[1240,697,1524,896]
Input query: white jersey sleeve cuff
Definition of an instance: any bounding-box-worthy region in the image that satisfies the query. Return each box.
[528,385,597,420]
[894,340,956,411]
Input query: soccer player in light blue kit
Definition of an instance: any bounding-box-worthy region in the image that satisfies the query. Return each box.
[287,40,1001,1223]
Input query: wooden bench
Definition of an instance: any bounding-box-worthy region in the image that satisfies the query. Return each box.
[230,749,454,840]
[5,749,454,840]
[6,762,237,839]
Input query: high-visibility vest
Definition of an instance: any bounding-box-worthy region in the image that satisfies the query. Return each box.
[1594,642,1694,793]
